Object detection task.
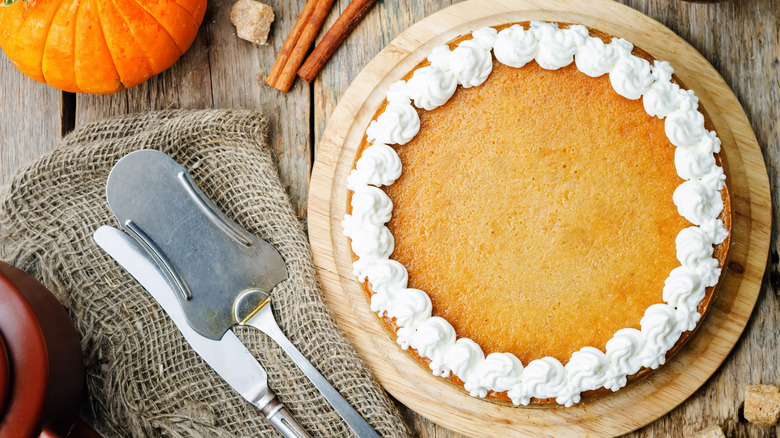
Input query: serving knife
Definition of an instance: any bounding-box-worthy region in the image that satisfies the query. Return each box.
[93,225,310,438]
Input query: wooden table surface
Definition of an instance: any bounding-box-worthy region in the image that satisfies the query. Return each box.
[0,0,777,437]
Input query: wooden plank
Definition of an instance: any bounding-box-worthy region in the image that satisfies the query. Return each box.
[204,0,311,220]
[0,56,63,186]
[310,0,777,437]
[312,2,460,435]
[74,0,311,219]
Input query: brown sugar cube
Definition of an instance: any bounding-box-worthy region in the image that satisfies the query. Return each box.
[230,0,274,45]
[744,384,780,427]
[689,425,725,438]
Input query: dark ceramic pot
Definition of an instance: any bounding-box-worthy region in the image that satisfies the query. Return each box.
[0,261,100,438]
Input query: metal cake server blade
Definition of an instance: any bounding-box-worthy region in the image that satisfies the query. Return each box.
[105,150,380,438]
[93,225,309,438]
[105,149,287,340]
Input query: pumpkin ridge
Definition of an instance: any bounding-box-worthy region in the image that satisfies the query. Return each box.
[105,0,161,81]
[98,0,154,88]
[6,0,69,83]
[106,0,180,75]
[127,0,187,54]
[164,0,197,25]
[41,0,82,92]
[73,0,122,93]
[168,0,204,24]
[93,0,133,89]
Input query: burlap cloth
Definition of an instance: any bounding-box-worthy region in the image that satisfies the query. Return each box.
[0,109,411,438]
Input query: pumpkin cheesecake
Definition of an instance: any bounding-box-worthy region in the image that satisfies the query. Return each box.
[342,22,730,407]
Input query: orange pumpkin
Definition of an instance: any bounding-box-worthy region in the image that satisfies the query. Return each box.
[0,0,207,94]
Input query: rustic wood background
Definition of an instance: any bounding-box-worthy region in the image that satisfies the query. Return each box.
[0,0,776,437]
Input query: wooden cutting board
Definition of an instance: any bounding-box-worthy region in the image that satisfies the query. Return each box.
[307,0,771,436]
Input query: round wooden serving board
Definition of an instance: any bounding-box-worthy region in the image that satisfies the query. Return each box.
[308,1,771,436]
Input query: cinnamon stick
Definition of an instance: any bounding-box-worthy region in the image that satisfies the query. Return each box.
[266,0,318,87]
[267,0,336,92]
[298,0,378,83]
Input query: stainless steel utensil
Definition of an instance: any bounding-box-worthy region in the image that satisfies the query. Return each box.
[93,225,310,438]
[104,150,379,438]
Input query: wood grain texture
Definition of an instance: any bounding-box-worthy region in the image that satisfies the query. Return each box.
[74,0,312,220]
[309,0,776,437]
[0,0,776,436]
[0,60,62,187]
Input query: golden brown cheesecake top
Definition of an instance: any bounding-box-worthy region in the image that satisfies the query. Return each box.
[384,60,689,364]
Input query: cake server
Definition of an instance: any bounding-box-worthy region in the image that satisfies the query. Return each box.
[93,225,310,438]
[104,150,379,438]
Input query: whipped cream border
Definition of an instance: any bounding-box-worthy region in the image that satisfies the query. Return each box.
[342,21,728,407]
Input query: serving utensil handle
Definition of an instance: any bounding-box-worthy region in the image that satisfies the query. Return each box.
[243,304,381,438]
[258,395,311,438]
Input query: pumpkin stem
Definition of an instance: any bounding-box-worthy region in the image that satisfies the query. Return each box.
[1,0,23,5]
